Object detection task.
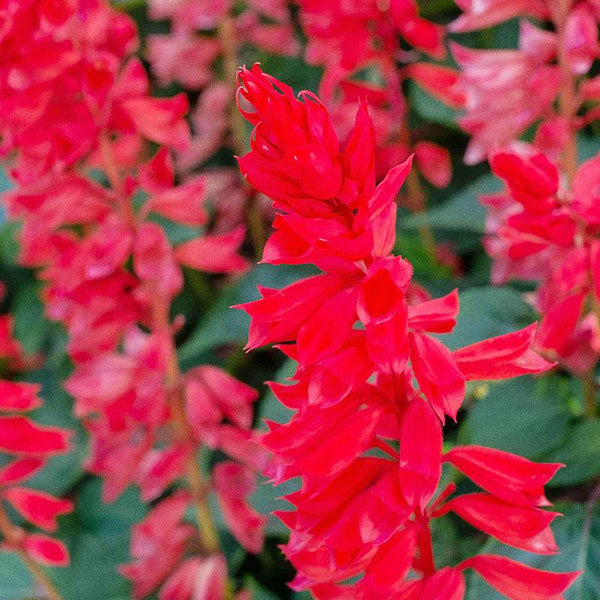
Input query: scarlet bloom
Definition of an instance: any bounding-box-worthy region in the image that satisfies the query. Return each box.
[0,379,72,567]
[0,4,264,598]
[236,64,578,598]
[484,147,600,374]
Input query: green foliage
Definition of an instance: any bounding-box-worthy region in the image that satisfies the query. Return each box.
[51,480,146,600]
[545,420,600,486]
[443,286,537,350]
[402,173,501,235]
[461,376,572,459]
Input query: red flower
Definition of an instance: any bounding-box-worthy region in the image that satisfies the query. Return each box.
[0,378,72,568]
[236,65,576,597]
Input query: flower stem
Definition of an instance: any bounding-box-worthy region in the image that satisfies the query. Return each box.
[217,13,267,258]
[218,14,248,158]
[553,1,597,417]
[0,505,65,600]
[99,136,222,556]
[394,67,438,265]
[415,518,436,576]
[582,369,598,418]
[554,0,578,184]
[160,317,221,554]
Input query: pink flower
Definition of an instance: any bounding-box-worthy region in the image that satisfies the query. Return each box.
[450,0,548,32]
[452,41,561,164]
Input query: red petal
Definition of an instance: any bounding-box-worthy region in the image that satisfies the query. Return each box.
[369,158,413,257]
[460,554,579,600]
[536,293,585,353]
[407,64,465,108]
[24,534,70,566]
[443,445,561,507]
[453,324,554,380]
[414,142,452,189]
[362,527,416,589]
[342,102,375,190]
[138,147,174,192]
[410,332,465,421]
[175,226,248,274]
[0,458,45,486]
[448,493,560,554]
[122,93,190,150]
[398,399,442,511]
[0,416,70,455]
[3,488,73,531]
[408,289,459,333]
[297,285,359,364]
[0,381,42,412]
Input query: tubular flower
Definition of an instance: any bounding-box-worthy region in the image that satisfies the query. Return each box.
[447,3,600,164]
[236,64,578,599]
[296,0,454,193]
[0,1,265,597]
[0,380,73,568]
[0,0,190,182]
[483,148,600,374]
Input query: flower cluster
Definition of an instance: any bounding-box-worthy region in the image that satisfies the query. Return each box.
[147,0,298,169]
[0,380,72,569]
[296,0,457,192]
[0,1,265,598]
[236,64,579,599]
[448,1,600,165]
[0,300,72,595]
[449,0,600,385]
[483,149,600,374]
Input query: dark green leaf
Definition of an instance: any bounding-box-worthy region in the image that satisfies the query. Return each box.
[12,280,49,355]
[579,135,600,162]
[245,577,283,600]
[402,173,500,234]
[461,376,571,459]
[442,286,536,350]
[544,420,600,487]
[26,365,86,497]
[52,479,146,600]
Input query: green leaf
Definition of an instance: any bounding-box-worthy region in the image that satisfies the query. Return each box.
[245,577,283,600]
[395,232,453,280]
[461,376,571,459]
[0,552,34,599]
[12,280,49,355]
[25,365,86,497]
[409,81,460,128]
[0,166,12,195]
[442,286,536,350]
[544,419,600,486]
[0,222,20,264]
[179,264,315,364]
[257,358,297,425]
[465,502,600,600]
[252,360,299,536]
[579,135,600,162]
[402,173,501,234]
[52,479,146,600]
[251,475,298,537]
